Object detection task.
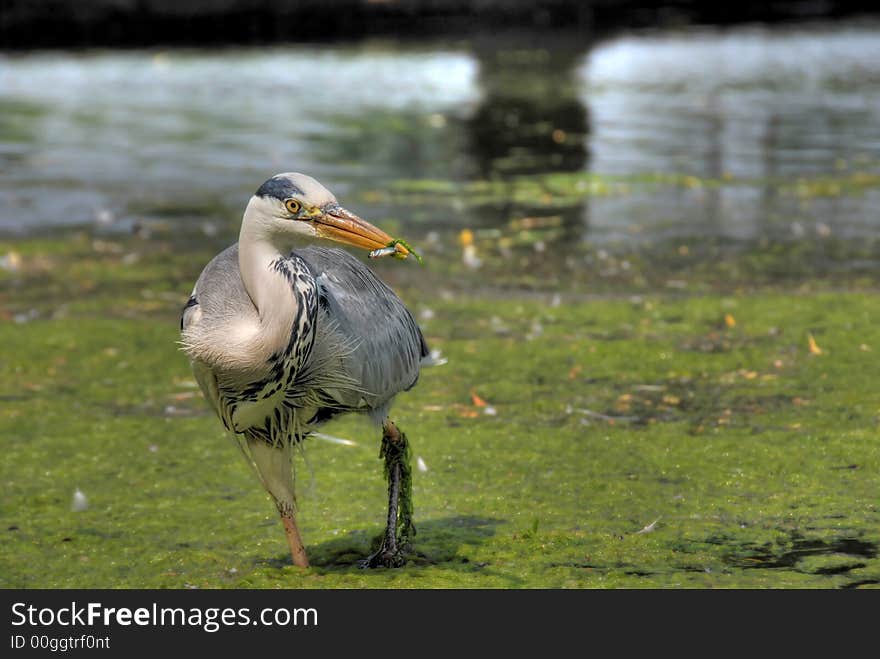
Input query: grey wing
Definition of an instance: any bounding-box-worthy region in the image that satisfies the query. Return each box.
[183,244,254,326]
[180,243,259,363]
[295,245,429,411]
[180,243,253,333]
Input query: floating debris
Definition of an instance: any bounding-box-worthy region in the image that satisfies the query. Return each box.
[426,348,448,366]
[470,390,488,407]
[94,209,115,225]
[311,432,358,447]
[509,215,563,231]
[0,251,23,273]
[462,245,482,269]
[13,309,39,324]
[91,239,124,254]
[71,488,88,512]
[526,321,544,340]
[489,315,510,335]
[416,456,428,472]
[808,333,824,355]
[459,229,482,270]
[635,517,661,535]
[573,407,640,424]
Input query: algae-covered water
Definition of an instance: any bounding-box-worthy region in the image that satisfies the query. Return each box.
[1,23,879,588]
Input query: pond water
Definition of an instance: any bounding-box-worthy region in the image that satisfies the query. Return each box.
[2,22,879,591]
[1,21,879,256]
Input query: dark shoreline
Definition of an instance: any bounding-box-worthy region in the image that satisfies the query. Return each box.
[2,0,877,50]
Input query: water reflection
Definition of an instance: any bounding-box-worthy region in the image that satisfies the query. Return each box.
[461,44,590,244]
[580,23,880,243]
[0,48,481,233]
[0,22,878,252]
[466,46,588,177]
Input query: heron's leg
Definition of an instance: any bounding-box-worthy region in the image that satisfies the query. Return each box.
[246,437,309,568]
[279,502,310,568]
[361,419,415,568]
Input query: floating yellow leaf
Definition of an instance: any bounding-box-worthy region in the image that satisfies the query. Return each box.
[724,313,736,328]
[614,393,633,412]
[470,390,488,407]
[451,404,480,418]
[808,333,823,355]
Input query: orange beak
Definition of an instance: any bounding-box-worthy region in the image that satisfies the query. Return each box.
[314,205,411,258]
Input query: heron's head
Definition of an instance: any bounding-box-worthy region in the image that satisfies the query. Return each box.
[244,172,410,258]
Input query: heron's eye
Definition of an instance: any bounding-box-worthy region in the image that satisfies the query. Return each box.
[284,199,302,215]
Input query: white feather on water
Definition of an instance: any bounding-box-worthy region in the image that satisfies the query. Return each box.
[311,432,358,447]
[71,488,88,512]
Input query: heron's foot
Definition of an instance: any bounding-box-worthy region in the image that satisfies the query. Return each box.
[358,419,415,569]
[359,517,415,569]
[359,540,410,569]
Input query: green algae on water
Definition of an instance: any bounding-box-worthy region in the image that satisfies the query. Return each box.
[0,234,878,589]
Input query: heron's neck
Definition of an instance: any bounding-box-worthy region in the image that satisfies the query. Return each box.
[238,217,300,356]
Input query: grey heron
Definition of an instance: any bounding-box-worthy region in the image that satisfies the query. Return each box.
[180,172,429,568]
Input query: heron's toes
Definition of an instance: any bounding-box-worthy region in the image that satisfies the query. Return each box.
[359,545,408,569]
